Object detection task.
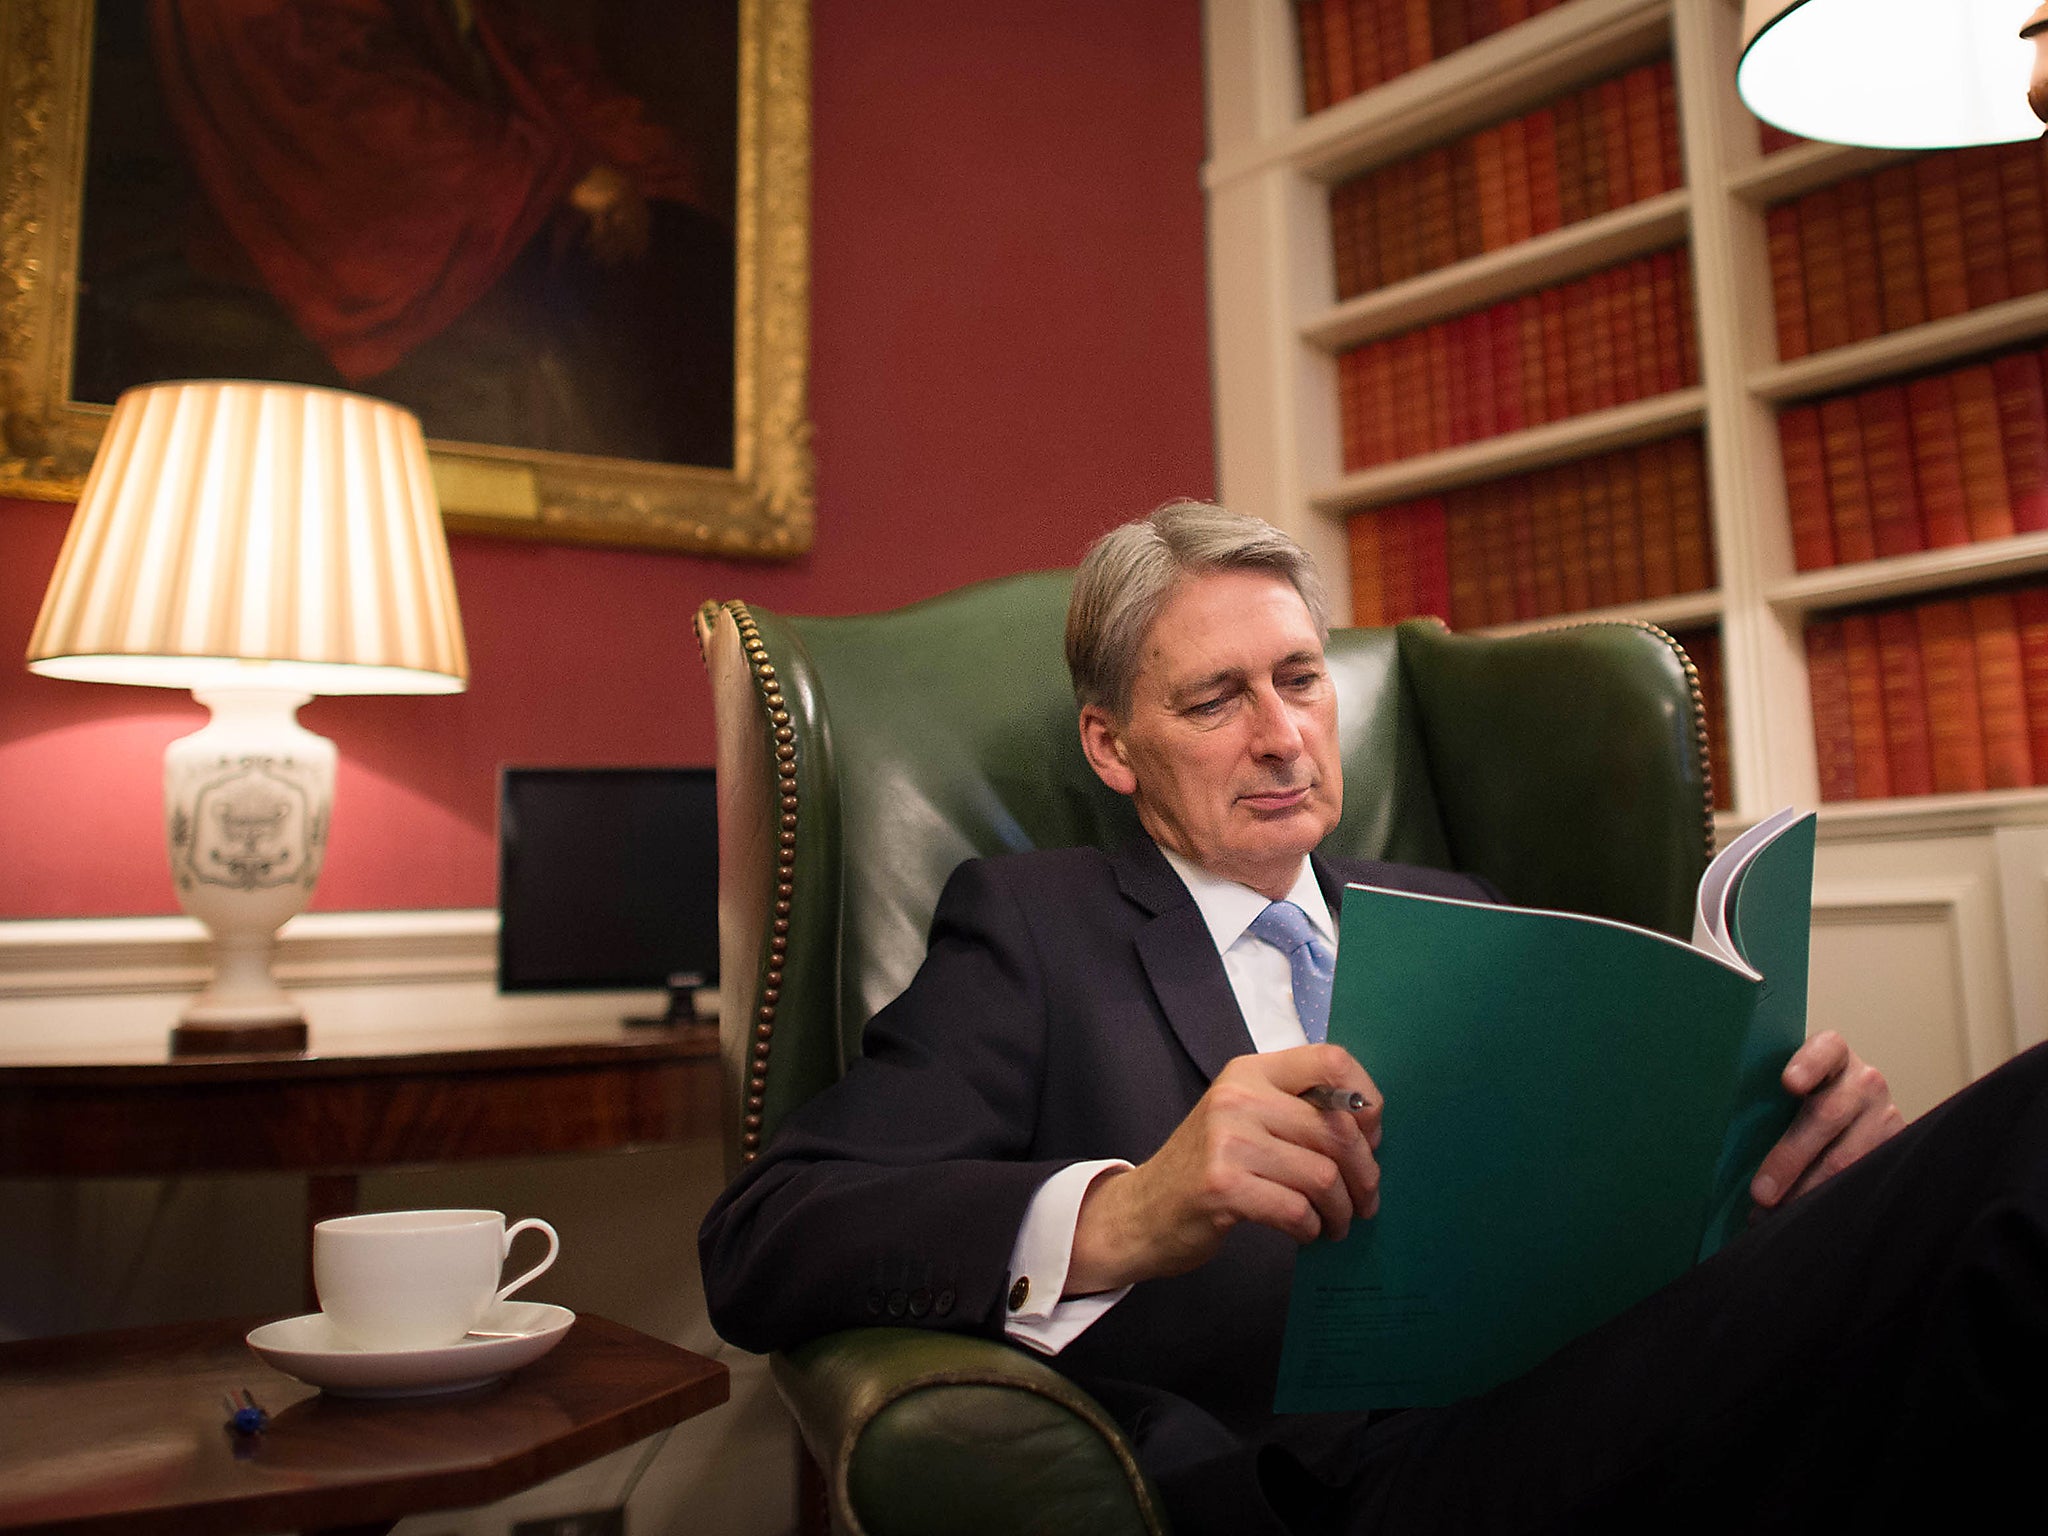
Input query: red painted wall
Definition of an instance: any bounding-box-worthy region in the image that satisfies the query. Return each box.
[0,0,1213,919]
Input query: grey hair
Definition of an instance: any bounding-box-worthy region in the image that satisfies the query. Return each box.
[1065,499,1329,719]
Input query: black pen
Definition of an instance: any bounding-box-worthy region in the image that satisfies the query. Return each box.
[1300,1084,1372,1113]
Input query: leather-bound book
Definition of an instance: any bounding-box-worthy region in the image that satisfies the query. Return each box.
[1766,204,1809,360]
[1870,164,1927,334]
[1779,403,1835,571]
[1875,606,1936,797]
[1858,385,1925,559]
[1907,373,1972,547]
[1919,597,1988,792]
[1969,590,2033,788]
[1806,619,1859,801]
[1993,350,2048,534]
[1952,364,2017,542]
[1817,396,1877,565]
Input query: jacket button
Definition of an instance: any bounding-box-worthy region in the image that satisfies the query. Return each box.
[1007,1276,1030,1311]
[908,1287,931,1318]
[935,1288,955,1316]
[865,1286,884,1316]
[886,1289,907,1317]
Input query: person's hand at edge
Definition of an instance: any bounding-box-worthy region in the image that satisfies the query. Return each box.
[1065,1043,1380,1296]
[1751,1030,1904,1213]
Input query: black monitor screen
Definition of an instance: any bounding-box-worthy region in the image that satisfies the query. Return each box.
[497,766,717,992]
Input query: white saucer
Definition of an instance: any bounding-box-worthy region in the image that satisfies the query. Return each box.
[246,1301,574,1398]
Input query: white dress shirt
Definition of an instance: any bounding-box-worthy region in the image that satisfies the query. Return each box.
[1002,852,1338,1354]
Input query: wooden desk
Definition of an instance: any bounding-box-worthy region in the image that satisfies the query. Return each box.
[0,1021,723,1225]
[0,1313,729,1535]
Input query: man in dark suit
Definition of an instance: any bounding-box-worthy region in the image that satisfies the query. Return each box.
[703,502,2048,1533]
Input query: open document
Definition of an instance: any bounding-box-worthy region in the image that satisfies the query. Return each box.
[1274,809,1816,1412]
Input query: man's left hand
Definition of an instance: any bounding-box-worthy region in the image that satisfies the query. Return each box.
[1750,1031,1904,1213]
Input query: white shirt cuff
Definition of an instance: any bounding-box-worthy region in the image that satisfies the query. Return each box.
[1002,1159,1134,1355]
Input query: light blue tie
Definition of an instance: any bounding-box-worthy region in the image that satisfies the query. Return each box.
[1248,900,1335,1044]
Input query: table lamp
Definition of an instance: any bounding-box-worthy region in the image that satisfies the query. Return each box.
[26,381,468,1054]
[1738,0,2044,150]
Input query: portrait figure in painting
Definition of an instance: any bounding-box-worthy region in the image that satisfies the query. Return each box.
[73,0,738,469]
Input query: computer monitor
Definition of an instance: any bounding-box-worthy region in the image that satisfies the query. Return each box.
[496,767,718,1016]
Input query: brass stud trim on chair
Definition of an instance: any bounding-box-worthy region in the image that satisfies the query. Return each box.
[696,598,802,1163]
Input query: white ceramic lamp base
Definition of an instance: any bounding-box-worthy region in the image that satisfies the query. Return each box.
[164,688,335,1054]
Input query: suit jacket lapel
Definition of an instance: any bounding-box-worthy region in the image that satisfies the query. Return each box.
[1115,839,1258,1085]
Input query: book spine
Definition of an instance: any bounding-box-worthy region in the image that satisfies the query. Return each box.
[1555,460,1592,612]
[1779,404,1835,571]
[1916,154,1972,321]
[1478,491,1517,625]
[1604,451,1644,604]
[1668,434,1714,593]
[1957,146,2013,310]
[1540,286,1571,422]
[1452,139,1485,261]
[1766,204,1809,361]
[1836,175,1886,345]
[1405,0,1434,71]
[1501,117,1534,245]
[1349,507,1386,626]
[1650,251,1685,395]
[1525,107,1562,236]
[1635,440,1677,599]
[1380,499,1417,620]
[1805,618,1858,801]
[1474,127,1510,252]
[1998,349,2048,535]
[1655,58,1681,192]
[1517,295,1547,425]
[1818,396,1877,565]
[1972,590,2033,788]
[1999,141,2048,297]
[1875,606,1936,796]
[1953,364,2018,542]
[1446,496,1487,629]
[1870,164,1927,334]
[1298,1,1331,115]
[1840,612,1891,799]
[1555,88,1588,228]
[1412,497,1452,622]
[1907,373,1973,547]
[1577,83,1611,218]
[2017,585,2048,783]
[1507,479,1540,620]
[1858,385,1925,560]
[1420,148,1459,274]
[1623,64,1663,203]
[1799,183,1850,353]
[1598,77,1631,212]
[1489,301,1523,436]
[1580,451,1616,608]
[1529,467,1567,615]
[1919,597,1989,792]
[1350,0,1386,91]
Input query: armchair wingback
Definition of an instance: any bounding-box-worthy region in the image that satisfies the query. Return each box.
[696,570,1713,1536]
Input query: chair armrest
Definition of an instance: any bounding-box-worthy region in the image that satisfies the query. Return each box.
[773,1328,1169,1536]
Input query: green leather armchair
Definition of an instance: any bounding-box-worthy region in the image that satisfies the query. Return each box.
[696,569,1714,1536]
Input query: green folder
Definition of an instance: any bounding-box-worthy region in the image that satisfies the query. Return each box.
[1274,810,1815,1412]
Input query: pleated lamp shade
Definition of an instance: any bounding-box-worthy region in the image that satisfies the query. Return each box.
[27,380,467,696]
[1737,0,2045,149]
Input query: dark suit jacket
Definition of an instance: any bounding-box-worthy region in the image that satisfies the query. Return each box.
[698,837,1494,1431]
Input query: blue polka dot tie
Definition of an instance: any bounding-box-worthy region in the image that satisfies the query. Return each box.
[1248,900,1335,1044]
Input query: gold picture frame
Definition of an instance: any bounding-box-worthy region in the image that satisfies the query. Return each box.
[0,0,812,557]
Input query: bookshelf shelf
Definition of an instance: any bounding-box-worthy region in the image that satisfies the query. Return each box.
[1751,291,2048,404]
[1311,388,1707,513]
[1767,530,2048,616]
[1304,190,1691,352]
[1206,0,1670,191]
[1724,141,1903,208]
[1476,587,1722,638]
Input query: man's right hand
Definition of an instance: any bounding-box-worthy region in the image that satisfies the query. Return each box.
[1064,1043,1381,1296]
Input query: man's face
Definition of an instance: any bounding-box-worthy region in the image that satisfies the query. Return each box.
[1080,569,1343,899]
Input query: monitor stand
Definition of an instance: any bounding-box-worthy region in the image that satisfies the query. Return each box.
[624,971,711,1029]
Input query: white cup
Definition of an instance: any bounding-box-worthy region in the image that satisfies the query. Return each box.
[312,1208,560,1351]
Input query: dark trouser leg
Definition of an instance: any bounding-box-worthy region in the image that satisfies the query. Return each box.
[1264,1041,2048,1535]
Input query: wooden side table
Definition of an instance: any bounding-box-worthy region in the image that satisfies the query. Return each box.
[0,1020,723,1228]
[0,1313,729,1535]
